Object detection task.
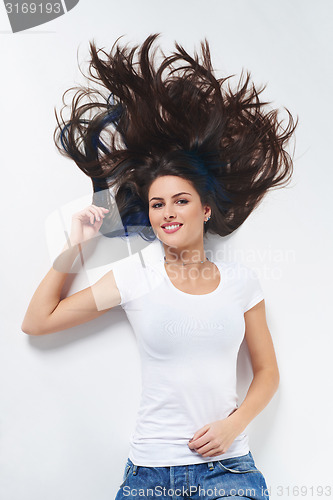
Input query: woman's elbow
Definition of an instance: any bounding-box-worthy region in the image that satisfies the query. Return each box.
[21,322,42,336]
[256,367,280,392]
[271,368,280,392]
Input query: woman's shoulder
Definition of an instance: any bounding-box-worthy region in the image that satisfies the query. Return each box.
[111,254,165,306]
[214,259,240,270]
[112,254,159,276]
[214,259,259,281]
[121,253,170,281]
[215,258,256,269]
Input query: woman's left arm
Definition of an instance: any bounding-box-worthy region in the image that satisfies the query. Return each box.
[188,299,280,457]
[228,298,280,431]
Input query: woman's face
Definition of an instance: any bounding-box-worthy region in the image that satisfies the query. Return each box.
[148,175,211,251]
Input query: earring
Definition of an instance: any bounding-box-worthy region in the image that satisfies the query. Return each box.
[204,215,211,224]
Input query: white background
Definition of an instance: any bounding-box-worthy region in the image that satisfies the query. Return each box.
[1,1,332,499]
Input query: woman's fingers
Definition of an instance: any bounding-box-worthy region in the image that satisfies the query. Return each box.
[89,205,110,223]
[75,205,109,225]
[69,205,110,246]
[91,205,109,217]
[86,207,100,224]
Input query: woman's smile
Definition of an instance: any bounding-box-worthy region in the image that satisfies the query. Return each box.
[161,223,183,234]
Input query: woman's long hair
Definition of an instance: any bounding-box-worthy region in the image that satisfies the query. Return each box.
[53,33,298,241]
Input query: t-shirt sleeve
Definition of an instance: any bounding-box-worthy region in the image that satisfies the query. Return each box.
[111,256,157,308]
[238,263,265,313]
[111,258,141,306]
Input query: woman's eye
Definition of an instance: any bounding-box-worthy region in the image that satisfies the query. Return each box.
[151,199,188,209]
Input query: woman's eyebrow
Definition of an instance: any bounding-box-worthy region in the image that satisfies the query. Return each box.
[149,192,192,202]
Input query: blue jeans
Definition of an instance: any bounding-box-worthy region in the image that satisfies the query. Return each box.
[115,451,269,499]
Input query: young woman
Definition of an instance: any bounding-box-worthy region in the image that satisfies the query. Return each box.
[22,34,297,499]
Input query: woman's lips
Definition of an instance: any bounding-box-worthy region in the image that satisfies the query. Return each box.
[162,224,183,234]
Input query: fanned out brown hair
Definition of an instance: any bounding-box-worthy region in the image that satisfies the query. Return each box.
[54,33,298,240]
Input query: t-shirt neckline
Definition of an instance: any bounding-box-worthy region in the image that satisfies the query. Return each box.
[159,256,223,297]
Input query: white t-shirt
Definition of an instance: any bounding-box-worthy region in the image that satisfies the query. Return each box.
[111,254,265,466]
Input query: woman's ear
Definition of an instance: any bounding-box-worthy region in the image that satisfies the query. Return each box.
[204,204,211,219]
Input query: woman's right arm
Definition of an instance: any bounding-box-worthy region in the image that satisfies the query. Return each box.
[21,204,121,336]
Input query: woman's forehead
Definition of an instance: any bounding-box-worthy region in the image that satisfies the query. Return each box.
[149,175,194,193]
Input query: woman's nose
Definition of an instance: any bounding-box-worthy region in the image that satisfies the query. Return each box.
[163,208,177,219]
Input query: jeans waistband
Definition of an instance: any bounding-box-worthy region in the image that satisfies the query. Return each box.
[127,457,221,473]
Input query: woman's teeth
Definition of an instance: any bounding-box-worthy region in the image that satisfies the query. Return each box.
[162,224,183,233]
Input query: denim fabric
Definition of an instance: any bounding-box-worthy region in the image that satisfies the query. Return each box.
[115,451,269,499]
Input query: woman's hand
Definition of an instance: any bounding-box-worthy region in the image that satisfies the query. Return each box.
[69,204,109,246]
[187,415,244,458]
